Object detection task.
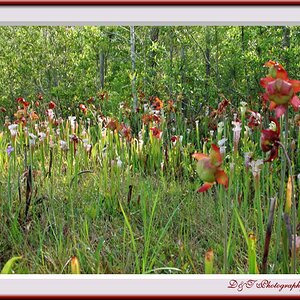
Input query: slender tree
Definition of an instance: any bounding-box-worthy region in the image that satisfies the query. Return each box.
[130,26,138,111]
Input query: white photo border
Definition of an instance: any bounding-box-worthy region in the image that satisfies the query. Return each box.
[0,5,300,297]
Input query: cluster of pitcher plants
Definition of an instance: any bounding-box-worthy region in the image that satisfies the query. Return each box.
[0,61,300,274]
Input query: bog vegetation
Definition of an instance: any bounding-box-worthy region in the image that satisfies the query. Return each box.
[0,26,300,274]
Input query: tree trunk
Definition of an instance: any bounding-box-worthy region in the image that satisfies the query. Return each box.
[282,26,290,69]
[150,27,159,68]
[241,26,250,98]
[169,28,174,99]
[180,46,186,87]
[130,26,138,111]
[149,27,159,95]
[180,44,186,114]
[205,27,211,101]
[99,51,105,90]
[215,27,219,90]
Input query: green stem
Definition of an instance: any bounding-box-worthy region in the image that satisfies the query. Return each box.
[277,141,296,273]
[255,177,264,248]
[220,186,228,273]
[274,112,288,271]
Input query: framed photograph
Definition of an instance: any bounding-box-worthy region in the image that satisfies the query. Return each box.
[0,1,300,298]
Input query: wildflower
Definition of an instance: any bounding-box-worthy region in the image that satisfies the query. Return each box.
[260,61,300,118]
[106,119,119,131]
[29,133,37,147]
[152,97,163,110]
[120,123,132,142]
[166,100,175,112]
[249,159,264,180]
[217,138,227,147]
[79,104,88,115]
[171,135,178,145]
[14,109,26,119]
[101,127,107,138]
[69,134,79,143]
[0,107,6,113]
[34,123,40,133]
[260,117,280,162]
[116,156,122,168]
[247,110,262,128]
[68,116,77,132]
[150,127,162,139]
[40,121,49,129]
[48,101,56,109]
[143,103,150,112]
[70,134,79,154]
[142,114,160,125]
[193,144,228,192]
[87,97,95,104]
[46,109,54,122]
[37,93,43,101]
[81,129,87,138]
[97,90,108,101]
[217,97,230,115]
[218,138,227,157]
[82,139,92,156]
[239,101,248,119]
[23,127,28,138]
[139,90,146,101]
[119,101,131,116]
[8,124,18,138]
[87,118,91,127]
[56,117,63,126]
[171,135,182,146]
[29,111,39,121]
[217,122,224,140]
[38,132,46,142]
[16,97,29,108]
[55,128,60,137]
[205,106,210,116]
[85,144,92,153]
[4,116,11,127]
[59,140,69,151]
[244,152,253,170]
[97,115,105,126]
[6,145,14,156]
[210,97,230,119]
[138,130,143,141]
[232,120,242,153]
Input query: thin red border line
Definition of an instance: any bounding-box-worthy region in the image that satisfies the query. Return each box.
[0,0,300,4]
[0,296,299,299]
[1,296,300,299]
[0,4,296,300]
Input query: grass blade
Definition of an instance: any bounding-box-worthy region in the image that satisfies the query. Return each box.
[1,256,22,274]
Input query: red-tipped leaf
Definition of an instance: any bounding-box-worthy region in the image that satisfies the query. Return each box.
[215,169,228,189]
[197,182,214,193]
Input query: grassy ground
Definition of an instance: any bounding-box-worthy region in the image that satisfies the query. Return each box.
[0,168,225,274]
[0,94,299,274]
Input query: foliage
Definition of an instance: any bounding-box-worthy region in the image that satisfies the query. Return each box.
[0,26,300,274]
